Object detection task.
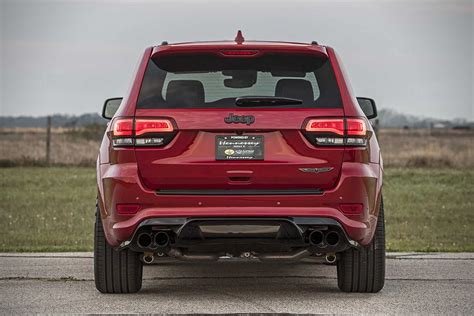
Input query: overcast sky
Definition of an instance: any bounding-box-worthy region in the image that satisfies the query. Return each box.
[1,0,473,119]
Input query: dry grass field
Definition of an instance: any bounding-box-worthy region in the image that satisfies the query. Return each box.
[378,129,473,168]
[0,127,472,167]
[0,127,101,166]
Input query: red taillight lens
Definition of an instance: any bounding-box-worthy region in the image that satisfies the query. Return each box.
[112,118,134,136]
[112,118,174,137]
[112,118,134,146]
[305,118,367,136]
[135,119,173,136]
[111,117,175,147]
[305,118,345,135]
[304,117,368,147]
[346,118,367,136]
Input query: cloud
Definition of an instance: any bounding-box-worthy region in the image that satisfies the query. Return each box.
[1,0,472,119]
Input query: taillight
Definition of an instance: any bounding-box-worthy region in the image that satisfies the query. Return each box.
[135,119,173,135]
[346,118,367,136]
[112,118,134,146]
[304,117,368,146]
[306,118,345,135]
[113,118,133,136]
[111,118,176,147]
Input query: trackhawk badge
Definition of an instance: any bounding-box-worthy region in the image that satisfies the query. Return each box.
[224,113,255,125]
[299,167,334,173]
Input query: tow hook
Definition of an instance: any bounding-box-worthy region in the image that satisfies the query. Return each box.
[325,252,337,264]
[143,251,155,264]
[240,252,255,259]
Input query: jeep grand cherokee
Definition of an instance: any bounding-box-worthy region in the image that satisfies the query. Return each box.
[94,32,385,293]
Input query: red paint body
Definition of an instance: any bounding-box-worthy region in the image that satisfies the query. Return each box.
[97,41,383,248]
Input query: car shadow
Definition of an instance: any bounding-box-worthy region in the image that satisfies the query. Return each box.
[139,259,341,295]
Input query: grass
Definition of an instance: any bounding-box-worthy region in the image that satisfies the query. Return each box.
[0,167,473,252]
[378,129,474,168]
[0,128,100,167]
[0,167,96,251]
[384,168,474,252]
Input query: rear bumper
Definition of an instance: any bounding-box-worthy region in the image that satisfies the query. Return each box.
[126,217,358,258]
[97,162,382,247]
[115,208,366,245]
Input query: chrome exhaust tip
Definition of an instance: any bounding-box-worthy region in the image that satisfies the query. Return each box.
[309,230,324,246]
[154,231,170,247]
[137,232,153,249]
[325,231,340,246]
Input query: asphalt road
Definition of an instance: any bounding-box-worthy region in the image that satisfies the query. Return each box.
[0,252,473,314]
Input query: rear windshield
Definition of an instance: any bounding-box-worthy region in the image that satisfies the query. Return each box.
[137,53,342,109]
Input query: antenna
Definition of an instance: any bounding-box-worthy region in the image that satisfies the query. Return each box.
[234,30,245,44]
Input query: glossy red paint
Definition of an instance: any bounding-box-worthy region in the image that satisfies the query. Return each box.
[97,40,383,249]
[99,161,380,247]
[151,41,329,58]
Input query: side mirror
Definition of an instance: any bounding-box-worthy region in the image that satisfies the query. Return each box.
[357,97,377,119]
[102,97,123,120]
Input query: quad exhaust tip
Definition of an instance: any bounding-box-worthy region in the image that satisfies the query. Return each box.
[325,231,340,246]
[137,231,170,249]
[137,232,153,249]
[309,230,340,247]
[154,231,170,247]
[309,230,324,246]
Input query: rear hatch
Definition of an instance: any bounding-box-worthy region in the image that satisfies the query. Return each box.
[133,50,346,193]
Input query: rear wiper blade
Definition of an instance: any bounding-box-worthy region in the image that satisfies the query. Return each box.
[235,96,303,107]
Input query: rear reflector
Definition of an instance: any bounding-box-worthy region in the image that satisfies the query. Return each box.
[116,203,140,215]
[339,203,364,214]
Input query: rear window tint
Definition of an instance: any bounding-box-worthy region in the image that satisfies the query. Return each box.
[137,53,342,109]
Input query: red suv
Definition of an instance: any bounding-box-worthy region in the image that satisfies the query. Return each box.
[94,32,385,294]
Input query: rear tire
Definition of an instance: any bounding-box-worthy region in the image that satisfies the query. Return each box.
[337,197,385,293]
[94,206,143,293]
